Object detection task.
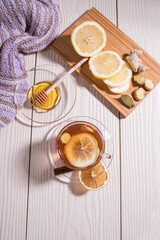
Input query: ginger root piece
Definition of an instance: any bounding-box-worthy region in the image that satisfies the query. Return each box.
[133,87,146,101]
[130,49,142,56]
[138,64,149,73]
[121,94,135,108]
[133,75,146,85]
[125,49,149,73]
[60,133,71,144]
[125,54,140,72]
[144,79,154,91]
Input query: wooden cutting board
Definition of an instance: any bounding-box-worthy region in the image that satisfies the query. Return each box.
[50,7,160,117]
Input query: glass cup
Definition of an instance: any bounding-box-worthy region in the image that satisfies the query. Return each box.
[49,116,113,179]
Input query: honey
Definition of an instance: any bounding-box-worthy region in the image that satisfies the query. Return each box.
[28,81,61,112]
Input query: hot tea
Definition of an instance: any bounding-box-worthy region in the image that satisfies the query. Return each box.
[57,121,104,170]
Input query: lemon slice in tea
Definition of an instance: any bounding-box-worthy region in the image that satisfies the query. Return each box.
[71,21,107,57]
[79,160,110,190]
[64,133,100,168]
[28,81,61,112]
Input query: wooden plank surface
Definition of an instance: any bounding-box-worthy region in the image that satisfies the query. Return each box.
[51,7,160,117]
[0,1,160,240]
[0,54,36,240]
[26,1,121,240]
[118,0,160,239]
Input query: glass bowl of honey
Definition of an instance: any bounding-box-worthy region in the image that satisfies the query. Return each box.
[15,64,77,126]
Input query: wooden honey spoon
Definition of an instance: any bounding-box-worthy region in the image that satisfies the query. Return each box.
[34,58,88,106]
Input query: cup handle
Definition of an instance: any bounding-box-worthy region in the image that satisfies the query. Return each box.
[101,153,112,168]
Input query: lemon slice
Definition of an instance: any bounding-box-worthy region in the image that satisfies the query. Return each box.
[89,51,123,79]
[64,133,100,168]
[79,161,110,191]
[71,21,106,57]
[108,80,131,94]
[104,61,132,87]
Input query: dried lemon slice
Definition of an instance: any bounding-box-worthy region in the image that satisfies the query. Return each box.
[89,51,123,79]
[104,61,132,87]
[79,161,110,190]
[64,133,100,168]
[71,21,106,57]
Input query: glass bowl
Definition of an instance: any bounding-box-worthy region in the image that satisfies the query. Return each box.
[15,64,77,127]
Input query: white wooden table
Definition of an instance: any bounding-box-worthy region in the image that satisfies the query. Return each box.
[1,0,160,239]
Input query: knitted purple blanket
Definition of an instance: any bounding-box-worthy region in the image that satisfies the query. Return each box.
[0,0,61,129]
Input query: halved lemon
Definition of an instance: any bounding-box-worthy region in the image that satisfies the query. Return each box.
[103,61,132,87]
[89,51,123,79]
[64,133,100,168]
[71,21,106,57]
[79,161,110,191]
[108,80,131,94]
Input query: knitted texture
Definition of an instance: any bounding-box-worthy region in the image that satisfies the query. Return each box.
[0,0,61,128]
